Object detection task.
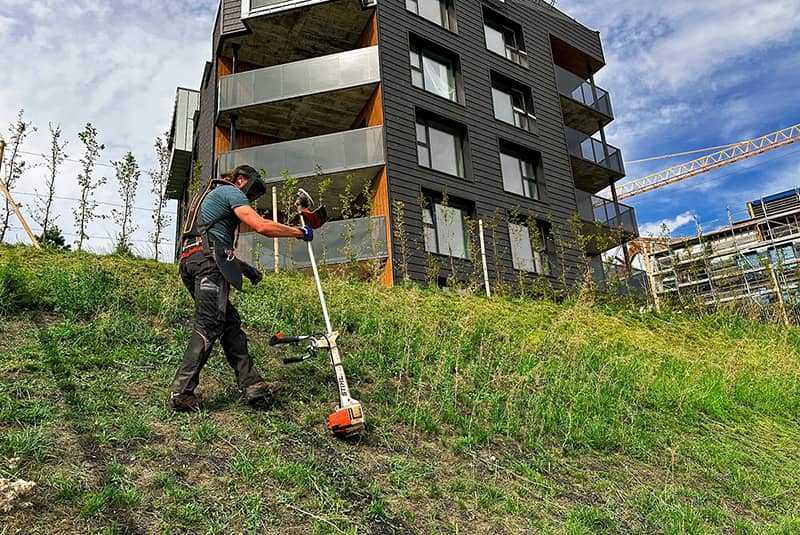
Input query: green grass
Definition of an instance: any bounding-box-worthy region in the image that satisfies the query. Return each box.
[1,244,799,533]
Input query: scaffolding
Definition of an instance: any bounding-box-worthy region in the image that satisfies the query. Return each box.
[645,187,800,317]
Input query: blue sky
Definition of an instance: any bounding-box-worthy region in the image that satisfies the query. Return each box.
[0,0,798,254]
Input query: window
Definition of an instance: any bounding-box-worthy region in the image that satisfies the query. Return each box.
[483,8,528,67]
[423,197,472,259]
[500,149,541,200]
[491,73,536,133]
[410,41,459,102]
[406,0,456,31]
[509,221,551,274]
[416,115,465,177]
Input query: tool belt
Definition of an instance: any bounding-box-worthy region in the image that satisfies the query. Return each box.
[180,237,205,260]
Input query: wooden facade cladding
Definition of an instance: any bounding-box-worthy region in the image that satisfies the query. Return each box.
[370,168,393,286]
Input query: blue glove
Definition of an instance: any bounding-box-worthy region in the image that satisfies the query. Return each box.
[297,226,313,242]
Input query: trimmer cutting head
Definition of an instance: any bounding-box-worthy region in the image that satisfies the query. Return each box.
[328,402,365,438]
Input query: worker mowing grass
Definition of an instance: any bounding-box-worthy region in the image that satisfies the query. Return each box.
[169,165,317,411]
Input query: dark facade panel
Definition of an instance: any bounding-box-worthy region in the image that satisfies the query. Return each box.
[197,61,217,184]
[377,0,594,287]
[222,0,247,35]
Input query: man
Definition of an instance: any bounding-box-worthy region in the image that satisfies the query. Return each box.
[169,164,313,411]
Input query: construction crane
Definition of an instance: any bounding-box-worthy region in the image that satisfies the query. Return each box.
[612,122,800,201]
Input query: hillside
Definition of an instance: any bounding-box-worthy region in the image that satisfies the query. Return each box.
[1,245,799,534]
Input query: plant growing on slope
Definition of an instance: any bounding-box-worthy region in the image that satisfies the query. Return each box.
[111,152,140,256]
[73,123,106,251]
[31,123,66,246]
[149,134,171,261]
[0,110,36,243]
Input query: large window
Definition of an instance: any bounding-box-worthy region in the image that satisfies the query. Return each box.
[509,221,551,274]
[410,40,459,102]
[423,197,472,259]
[416,115,465,177]
[500,149,541,200]
[406,0,456,31]
[491,73,536,133]
[483,8,528,67]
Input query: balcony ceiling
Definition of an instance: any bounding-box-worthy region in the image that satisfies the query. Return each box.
[560,96,611,137]
[221,0,373,69]
[571,157,624,194]
[550,36,604,78]
[218,83,378,140]
[253,166,384,217]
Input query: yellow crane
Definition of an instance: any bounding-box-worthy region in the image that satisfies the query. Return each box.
[613,122,800,201]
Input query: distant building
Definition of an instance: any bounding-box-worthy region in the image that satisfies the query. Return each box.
[647,188,800,305]
[165,0,637,289]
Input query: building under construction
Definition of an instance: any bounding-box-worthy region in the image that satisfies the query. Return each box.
[646,187,800,308]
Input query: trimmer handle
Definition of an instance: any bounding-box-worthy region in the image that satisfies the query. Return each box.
[283,354,311,364]
[269,334,309,346]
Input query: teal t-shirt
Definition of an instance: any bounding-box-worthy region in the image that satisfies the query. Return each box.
[200,185,250,249]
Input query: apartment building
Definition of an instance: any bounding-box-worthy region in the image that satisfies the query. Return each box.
[647,188,800,306]
[165,0,637,289]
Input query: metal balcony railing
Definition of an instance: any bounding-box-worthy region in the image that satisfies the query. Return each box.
[565,127,624,175]
[576,189,638,235]
[554,65,613,117]
[237,216,388,271]
[218,46,380,112]
[218,126,385,182]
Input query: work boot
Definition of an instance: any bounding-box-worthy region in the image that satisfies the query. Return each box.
[169,392,200,412]
[243,381,273,404]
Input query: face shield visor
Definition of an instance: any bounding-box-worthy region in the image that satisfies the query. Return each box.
[234,165,267,202]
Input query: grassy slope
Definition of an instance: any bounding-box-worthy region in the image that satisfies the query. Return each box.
[1,244,799,534]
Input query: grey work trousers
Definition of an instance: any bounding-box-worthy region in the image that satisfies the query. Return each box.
[170,251,263,394]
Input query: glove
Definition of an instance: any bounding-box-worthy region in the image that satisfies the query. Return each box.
[240,261,263,285]
[297,225,313,242]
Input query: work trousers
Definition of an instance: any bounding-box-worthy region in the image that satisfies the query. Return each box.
[170,252,263,394]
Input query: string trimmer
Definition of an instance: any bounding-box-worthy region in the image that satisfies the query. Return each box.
[269,189,365,438]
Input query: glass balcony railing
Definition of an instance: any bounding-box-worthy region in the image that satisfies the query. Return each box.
[555,65,612,117]
[237,216,388,271]
[565,127,624,175]
[576,189,638,235]
[218,126,384,181]
[219,46,380,112]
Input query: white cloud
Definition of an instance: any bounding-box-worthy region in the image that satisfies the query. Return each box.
[0,0,216,256]
[638,211,695,237]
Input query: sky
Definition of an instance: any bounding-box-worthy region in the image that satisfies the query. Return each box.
[0,0,799,256]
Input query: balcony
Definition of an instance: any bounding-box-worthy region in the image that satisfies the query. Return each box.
[565,127,625,192]
[236,215,388,271]
[576,189,638,254]
[555,65,613,136]
[222,0,375,70]
[218,126,385,211]
[218,46,380,141]
[165,88,200,200]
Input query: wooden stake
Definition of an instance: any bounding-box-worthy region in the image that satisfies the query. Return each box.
[478,219,491,297]
[0,140,40,249]
[272,186,279,273]
[767,263,790,326]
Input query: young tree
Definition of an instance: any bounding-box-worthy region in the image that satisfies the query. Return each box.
[73,123,106,251]
[0,109,36,243]
[37,225,70,250]
[149,134,171,261]
[111,152,140,256]
[31,123,68,242]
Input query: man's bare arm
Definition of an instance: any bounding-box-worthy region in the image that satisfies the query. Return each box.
[234,205,304,239]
